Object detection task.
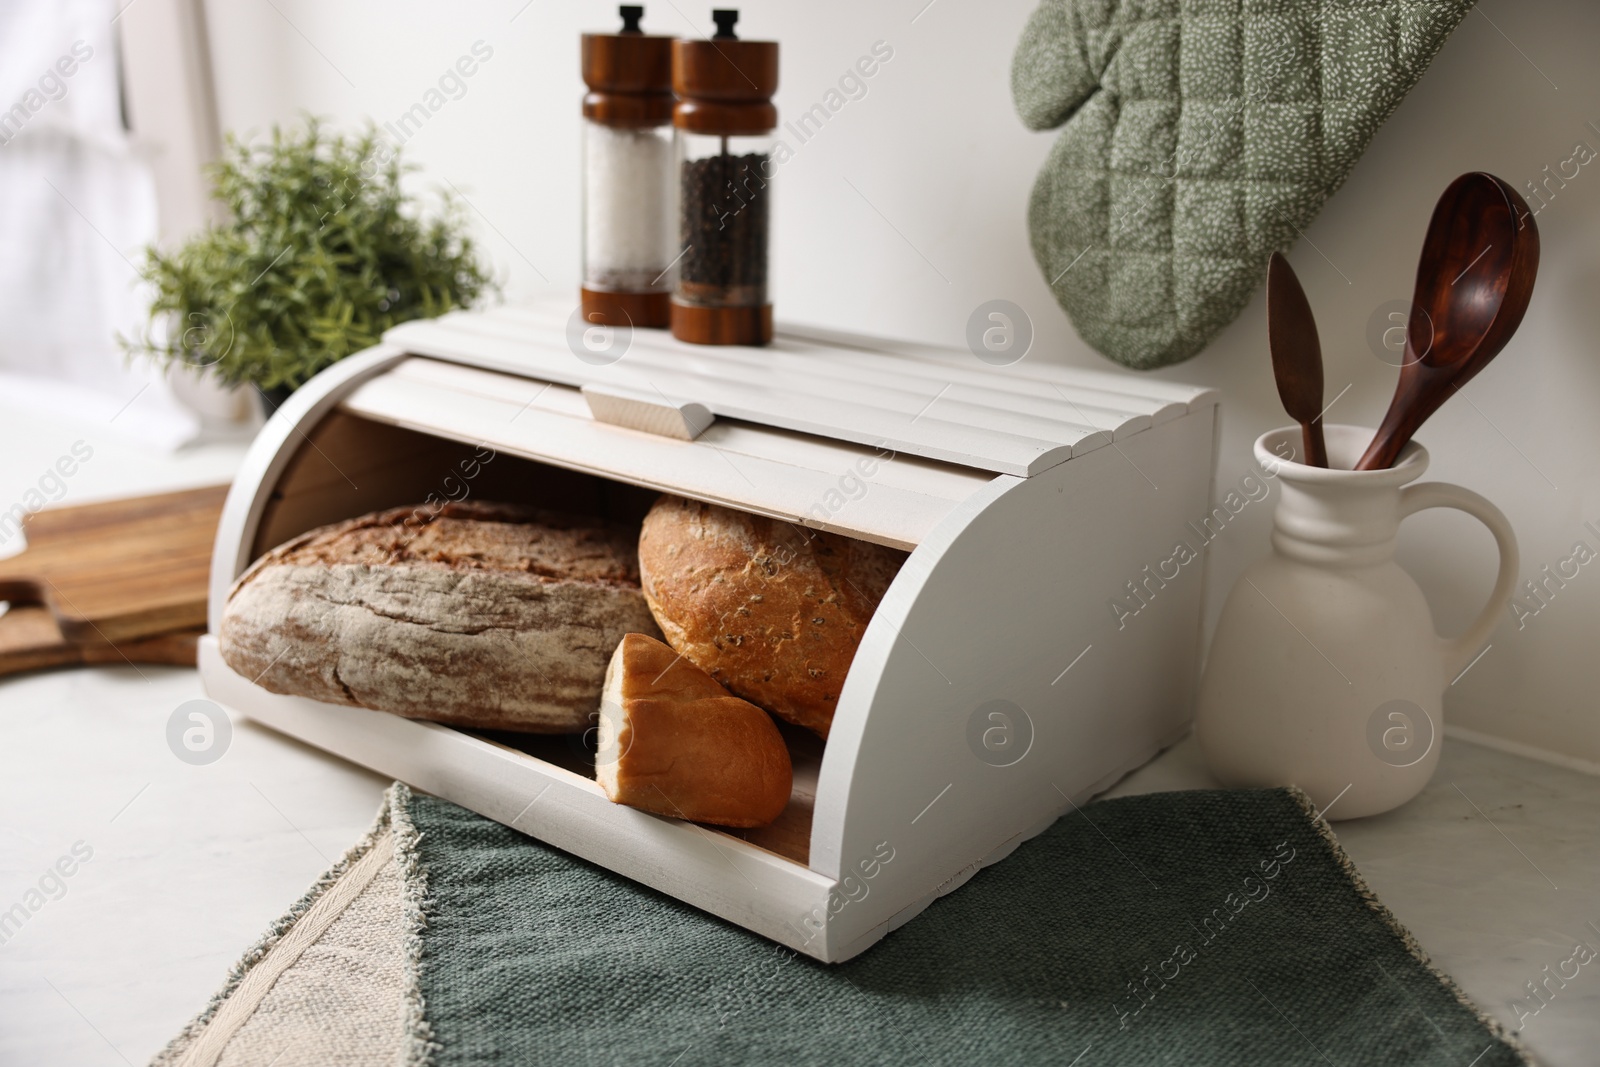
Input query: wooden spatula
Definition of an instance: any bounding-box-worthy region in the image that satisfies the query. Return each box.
[1354,173,1539,470]
[1266,252,1329,468]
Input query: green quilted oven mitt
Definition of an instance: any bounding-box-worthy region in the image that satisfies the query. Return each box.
[1013,0,1472,369]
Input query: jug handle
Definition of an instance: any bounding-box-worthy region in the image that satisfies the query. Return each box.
[1398,482,1519,682]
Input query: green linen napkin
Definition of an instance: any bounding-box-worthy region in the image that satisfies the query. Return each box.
[413,785,1525,1066]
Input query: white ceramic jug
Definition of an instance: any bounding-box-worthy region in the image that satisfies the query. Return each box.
[1196,425,1517,820]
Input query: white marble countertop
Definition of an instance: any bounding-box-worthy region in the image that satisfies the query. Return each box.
[0,399,1596,1066]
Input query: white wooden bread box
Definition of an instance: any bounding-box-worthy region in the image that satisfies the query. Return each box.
[200,302,1220,963]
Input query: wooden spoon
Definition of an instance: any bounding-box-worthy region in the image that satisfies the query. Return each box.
[1354,173,1540,470]
[1267,252,1329,467]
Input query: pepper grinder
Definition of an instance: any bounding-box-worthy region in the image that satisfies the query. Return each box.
[581,5,675,328]
[670,9,778,346]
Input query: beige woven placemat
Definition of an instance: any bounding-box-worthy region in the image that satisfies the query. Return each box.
[153,791,427,1067]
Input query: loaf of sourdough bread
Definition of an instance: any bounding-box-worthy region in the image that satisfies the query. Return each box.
[218,501,661,732]
[636,495,906,738]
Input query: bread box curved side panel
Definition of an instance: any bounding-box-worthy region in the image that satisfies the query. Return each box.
[206,344,409,628]
[808,407,1217,957]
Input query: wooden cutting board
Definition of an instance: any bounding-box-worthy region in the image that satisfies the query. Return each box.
[0,484,229,645]
[0,604,203,677]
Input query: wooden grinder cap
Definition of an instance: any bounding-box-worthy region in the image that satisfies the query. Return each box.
[582,6,673,128]
[672,9,778,137]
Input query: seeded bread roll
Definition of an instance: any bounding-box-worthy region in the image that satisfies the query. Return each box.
[636,495,907,738]
[218,501,661,732]
[596,633,792,828]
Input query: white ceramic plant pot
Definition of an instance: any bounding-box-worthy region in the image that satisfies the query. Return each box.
[1196,425,1518,820]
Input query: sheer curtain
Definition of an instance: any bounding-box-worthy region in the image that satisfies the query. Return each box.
[0,0,201,450]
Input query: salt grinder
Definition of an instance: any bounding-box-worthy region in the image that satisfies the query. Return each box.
[581,6,675,328]
[670,9,778,346]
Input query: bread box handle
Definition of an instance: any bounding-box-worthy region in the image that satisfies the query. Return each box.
[582,383,715,441]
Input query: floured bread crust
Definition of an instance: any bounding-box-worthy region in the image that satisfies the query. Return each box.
[218,501,661,732]
[637,495,906,738]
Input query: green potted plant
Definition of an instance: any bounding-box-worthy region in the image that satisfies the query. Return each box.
[125,117,493,408]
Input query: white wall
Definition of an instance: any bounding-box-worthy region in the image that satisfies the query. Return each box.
[202,0,1600,767]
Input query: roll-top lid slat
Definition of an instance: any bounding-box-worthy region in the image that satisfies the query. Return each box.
[382,304,1214,477]
[338,357,992,549]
